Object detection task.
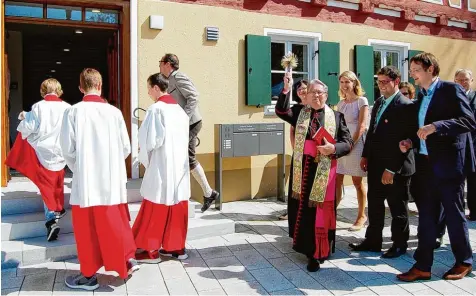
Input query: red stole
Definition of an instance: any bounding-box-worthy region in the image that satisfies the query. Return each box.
[44,94,62,102]
[156,94,177,104]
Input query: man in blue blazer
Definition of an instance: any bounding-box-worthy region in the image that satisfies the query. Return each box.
[398,53,476,282]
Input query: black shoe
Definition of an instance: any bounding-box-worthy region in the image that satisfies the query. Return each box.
[434,236,443,249]
[382,245,407,258]
[201,190,219,212]
[349,240,381,252]
[46,220,60,242]
[55,209,67,219]
[307,258,320,272]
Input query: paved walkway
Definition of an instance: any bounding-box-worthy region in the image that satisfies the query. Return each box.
[2,186,476,295]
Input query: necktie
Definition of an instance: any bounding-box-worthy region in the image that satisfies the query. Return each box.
[373,100,385,133]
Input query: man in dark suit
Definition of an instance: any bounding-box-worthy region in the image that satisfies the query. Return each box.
[398,53,476,282]
[455,69,476,221]
[349,66,415,258]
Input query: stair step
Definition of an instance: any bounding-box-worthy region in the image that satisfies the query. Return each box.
[1,209,234,269]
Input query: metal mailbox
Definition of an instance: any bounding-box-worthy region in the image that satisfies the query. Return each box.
[214,123,286,210]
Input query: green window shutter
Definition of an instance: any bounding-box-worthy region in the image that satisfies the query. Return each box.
[354,45,375,105]
[408,50,423,93]
[245,34,271,106]
[318,41,340,106]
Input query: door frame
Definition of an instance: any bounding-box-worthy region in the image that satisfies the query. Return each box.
[1,0,132,184]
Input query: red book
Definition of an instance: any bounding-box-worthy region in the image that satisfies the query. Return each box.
[312,127,336,145]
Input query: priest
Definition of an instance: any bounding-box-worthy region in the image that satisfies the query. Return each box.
[276,74,353,272]
[133,73,191,263]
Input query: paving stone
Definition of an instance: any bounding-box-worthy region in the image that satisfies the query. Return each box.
[18,271,55,296]
[1,288,20,296]
[1,276,24,290]
[270,288,305,295]
[342,289,377,295]
[197,246,233,260]
[410,288,442,295]
[197,288,227,295]
[445,276,476,295]
[126,264,168,295]
[310,265,368,296]
[251,242,283,259]
[1,268,17,279]
[249,267,294,293]
[332,259,383,282]
[93,274,126,295]
[281,269,332,295]
[220,281,268,295]
[159,260,188,280]
[233,249,273,271]
[165,277,198,295]
[205,256,255,285]
[365,277,412,295]
[423,279,472,295]
[187,269,222,292]
[268,257,300,273]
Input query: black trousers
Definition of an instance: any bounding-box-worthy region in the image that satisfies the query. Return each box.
[412,155,472,272]
[365,170,410,248]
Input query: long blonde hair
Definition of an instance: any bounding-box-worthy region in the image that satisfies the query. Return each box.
[338,71,365,98]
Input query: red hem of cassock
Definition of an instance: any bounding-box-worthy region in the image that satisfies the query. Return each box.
[5,133,65,211]
[72,204,136,279]
[132,199,188,253]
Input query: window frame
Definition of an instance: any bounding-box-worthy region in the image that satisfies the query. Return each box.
[264,28,321,115]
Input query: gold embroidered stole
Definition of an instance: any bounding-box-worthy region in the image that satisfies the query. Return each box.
[292,105,337,206]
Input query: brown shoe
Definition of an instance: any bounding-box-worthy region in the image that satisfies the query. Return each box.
[443,264,472,280]
[397,267,431,282]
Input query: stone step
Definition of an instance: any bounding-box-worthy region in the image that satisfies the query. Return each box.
[1,178,145,216]
[1,206,234,269]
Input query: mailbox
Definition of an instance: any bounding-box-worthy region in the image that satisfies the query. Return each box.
[214,123,286,210]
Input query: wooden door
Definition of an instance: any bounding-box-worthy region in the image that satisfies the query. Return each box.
[1,1,11,187]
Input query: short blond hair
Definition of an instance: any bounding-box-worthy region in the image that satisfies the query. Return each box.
[40,78,63,97]
[338,71,365,98]
[80,68,102,92]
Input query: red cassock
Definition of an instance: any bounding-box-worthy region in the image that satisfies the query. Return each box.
[5,133,64,212]
[132,199,188,253]
[72,203,136,279]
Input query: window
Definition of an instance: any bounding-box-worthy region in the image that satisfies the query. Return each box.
[271,41,310,99]
[264,29,321,115]
[47,5,82,21]
[5,1,43,18]
[85,8,119,24]
[369,40,409,102]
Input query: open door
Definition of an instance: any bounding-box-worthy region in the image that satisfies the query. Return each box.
[1,1,11,187]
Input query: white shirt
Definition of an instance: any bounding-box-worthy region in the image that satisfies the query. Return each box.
[139,94,190,205]
[60,95,131,207]
[17,95,71,171]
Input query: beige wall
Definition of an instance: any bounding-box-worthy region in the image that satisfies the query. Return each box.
[137,1,476,201]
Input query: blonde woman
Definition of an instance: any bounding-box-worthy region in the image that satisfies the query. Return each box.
[336,71,369,231]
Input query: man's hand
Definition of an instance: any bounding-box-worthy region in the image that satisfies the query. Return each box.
[317,138,336,156]
[283,72,293,94]
[381,170,394,185]
[399,139,412,153]
[417,124,436,140]
[360,157,368,172]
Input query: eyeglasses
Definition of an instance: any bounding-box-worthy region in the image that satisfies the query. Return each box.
[401,92,409,96]
[377,80,393,85]
[297,87,307,93]
[409,68,424,74]
[308,90,327,96]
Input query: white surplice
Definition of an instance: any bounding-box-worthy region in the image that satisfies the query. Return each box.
[139,95,190,206]
[60,95,131,207]
[17,97,71,171]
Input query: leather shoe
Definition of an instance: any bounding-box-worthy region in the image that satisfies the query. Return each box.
[201,190,220,212]
[397,267,431,282]
[307,258,320,272]
[443,264,472,280]
[434,236,443,249]
[382,245,407,259]
[349,240,381,252]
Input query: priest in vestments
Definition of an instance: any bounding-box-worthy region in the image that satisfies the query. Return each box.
[133,73,191,262]
[61,69,139,291]
[276,75,353,272]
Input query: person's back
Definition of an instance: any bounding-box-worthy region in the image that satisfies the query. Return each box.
[62,98,130,207]
[140,96,189,204]
[21,98,71,171]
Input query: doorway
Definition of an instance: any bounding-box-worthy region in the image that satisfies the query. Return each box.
[2,0,131,185]
[6,24,119,148]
